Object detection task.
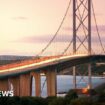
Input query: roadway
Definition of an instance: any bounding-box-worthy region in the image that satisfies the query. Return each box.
[0,54,105,79]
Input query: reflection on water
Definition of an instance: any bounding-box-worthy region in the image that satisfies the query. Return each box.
[32,75,105,97]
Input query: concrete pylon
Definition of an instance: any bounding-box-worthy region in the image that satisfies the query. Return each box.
[19,73,31,96]
[30,72,41,97]
[46,70,57,96]
[88,64,92,89]
[9,76,20,96]
[0,79,8,91]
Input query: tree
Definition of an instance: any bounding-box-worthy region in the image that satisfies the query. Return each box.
[65,89,78,100]
[70,98,92,105]
[49,97,66,105]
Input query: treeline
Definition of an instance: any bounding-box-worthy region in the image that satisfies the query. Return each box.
[0,89,105,105]
[0,60,20,65]
[59,63,105,76]
[0,56,39,65]
[73,63,105,76]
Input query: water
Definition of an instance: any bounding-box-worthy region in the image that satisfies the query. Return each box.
[32,75,105,97]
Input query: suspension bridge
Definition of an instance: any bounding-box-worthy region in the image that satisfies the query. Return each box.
[0,0,105,97]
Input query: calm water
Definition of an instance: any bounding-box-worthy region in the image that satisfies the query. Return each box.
[32,75,105,97]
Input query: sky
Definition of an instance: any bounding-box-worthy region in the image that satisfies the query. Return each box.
[0,0,105,56]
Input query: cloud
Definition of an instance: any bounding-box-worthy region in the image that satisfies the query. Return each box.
[15,33,105,45]
[13,25,105,44]
[17,35,72,43]
[12,16,28,20]
[92,25,105,32]
[62,27,72,31]
[92,36,105,42]
[63,25,105,33]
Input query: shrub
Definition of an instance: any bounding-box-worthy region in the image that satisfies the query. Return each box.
[65,89,78,100]
[98,92,105,102]
[70,97,92,105]
[7,97,20,105]
[49,97,66,105]
[88,89,97,96]
[0,97,9,105]
[0,97,20,105]
[46,96,57,105]
[20,97,47,105]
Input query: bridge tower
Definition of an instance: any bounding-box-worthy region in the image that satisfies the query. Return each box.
[72,0,92,89]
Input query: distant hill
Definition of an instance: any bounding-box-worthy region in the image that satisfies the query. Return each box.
[0,55,33,60]
[0,55,39,65]
[59,63,105,76]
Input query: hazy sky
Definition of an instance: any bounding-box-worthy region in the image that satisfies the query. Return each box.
[0,0,105,56]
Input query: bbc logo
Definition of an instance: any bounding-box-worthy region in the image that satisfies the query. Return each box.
[0,91,14,97]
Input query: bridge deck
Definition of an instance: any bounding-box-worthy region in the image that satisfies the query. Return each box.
[0,54,105,78]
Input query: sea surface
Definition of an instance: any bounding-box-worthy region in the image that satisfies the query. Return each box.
[31,75,105,97]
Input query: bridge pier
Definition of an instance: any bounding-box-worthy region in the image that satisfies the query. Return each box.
[46,70,57,96]
[73,66,76,89]
[9,76,20,96]
[30,72,41,97]
[0,79,8,91]
[88,64,92,89]
[19,73,31,96]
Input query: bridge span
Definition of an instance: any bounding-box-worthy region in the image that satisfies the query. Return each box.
[0,54,105,78]
[0,0,105,98]
[0,54,105,96]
